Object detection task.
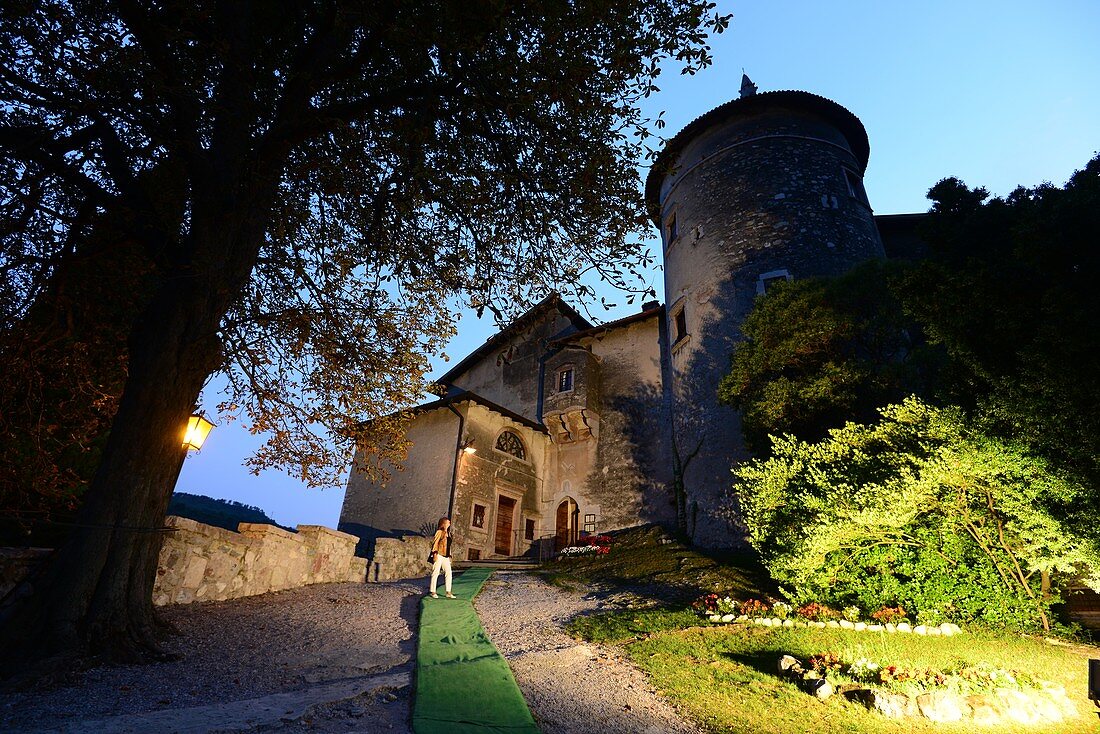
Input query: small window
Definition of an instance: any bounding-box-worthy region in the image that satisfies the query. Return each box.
[558,368,574,393]
[666,212,679,243]
[468,548,481,561]
[494,430,526,460]
[673,307,687,343]
[472,503,486,528]
[524,518,535,541]
[843,168,870,207]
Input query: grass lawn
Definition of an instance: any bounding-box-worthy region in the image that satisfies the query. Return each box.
[551,526,1100,734]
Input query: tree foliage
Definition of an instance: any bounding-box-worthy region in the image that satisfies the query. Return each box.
[718,260,939,454]
[0,0,731,666]
[896,155,1100,482]
[735,398,1100,632]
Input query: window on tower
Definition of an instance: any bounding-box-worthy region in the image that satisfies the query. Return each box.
[672,306,688,343]
[665,212,679,244]
[843,168,870,208]
[557,367,574,393]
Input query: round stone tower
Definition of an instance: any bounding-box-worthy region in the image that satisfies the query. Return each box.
[647,81,885,546]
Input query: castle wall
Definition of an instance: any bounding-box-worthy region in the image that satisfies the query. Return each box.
[446,311,579,421]
[451,403,550,559]
[655,96,885,546]
[339,408,459,555]
[542,314,673,536]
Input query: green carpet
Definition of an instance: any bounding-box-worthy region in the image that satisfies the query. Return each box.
[412,567,539,733]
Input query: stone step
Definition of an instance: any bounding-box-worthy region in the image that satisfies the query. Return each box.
[454,559,540,571]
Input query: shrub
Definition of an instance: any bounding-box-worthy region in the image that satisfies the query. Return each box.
[734,398,1100,632]
[796,602,836,622]
[870,605,908,625]
[739,599,770,618]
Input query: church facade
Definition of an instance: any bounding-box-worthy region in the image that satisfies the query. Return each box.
[339,80,924,556]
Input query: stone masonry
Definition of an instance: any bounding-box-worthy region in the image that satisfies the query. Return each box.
[153,516,367,605]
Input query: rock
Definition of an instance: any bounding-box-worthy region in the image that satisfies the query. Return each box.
[866,691,910,721]
[808,678,833,700]
[812,621,826,629]
[896,622,912,633]
[736,615,749,622]
[782,619,795,627]
[995,689,1041,724]
[884,623,896,633]
[867,624,883,632]
[913,624,927,635]
[720,613,735,623]
[916,691,967,722]
[853,622,867,632]
[927,626,941,636]
[839,620,854,630]
[777,655,800,674]
[826,620,840,628]
[967,695,1001,724]
[938,623,956,637]
[707,614,721,623]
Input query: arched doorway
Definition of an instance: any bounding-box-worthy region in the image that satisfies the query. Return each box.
[555,497,579,551]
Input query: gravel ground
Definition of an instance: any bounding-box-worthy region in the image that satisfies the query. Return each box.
[2,570,701,734]
[0,580,423,734]
[475,571,702,734]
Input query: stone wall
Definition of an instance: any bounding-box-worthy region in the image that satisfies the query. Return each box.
[367,535,433,582]
[153,516,367,605]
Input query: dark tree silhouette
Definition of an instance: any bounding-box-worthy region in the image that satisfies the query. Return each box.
[0,0,730,669]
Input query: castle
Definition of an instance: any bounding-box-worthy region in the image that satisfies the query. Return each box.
[339,78,924,558]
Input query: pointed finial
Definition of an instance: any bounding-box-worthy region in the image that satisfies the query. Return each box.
[740,72,758,98]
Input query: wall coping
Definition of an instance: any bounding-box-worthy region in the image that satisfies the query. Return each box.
[295,524,360,543]
[165,515,248,544]
[237,522,298,540]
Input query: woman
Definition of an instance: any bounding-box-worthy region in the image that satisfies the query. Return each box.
[429,517,456,599]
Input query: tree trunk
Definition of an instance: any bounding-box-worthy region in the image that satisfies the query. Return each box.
[0,278,222,672]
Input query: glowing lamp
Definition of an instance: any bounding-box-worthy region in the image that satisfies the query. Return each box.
[182,413,215,451]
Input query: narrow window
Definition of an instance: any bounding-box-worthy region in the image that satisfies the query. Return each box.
[665,212,679,244]
[843,168,870,207]
[558,367,574,393]
[472,503,486,528]
[524,518,535,541]
[673,307,687,342]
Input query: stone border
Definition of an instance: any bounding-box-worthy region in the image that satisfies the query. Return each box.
[706,614,963,637]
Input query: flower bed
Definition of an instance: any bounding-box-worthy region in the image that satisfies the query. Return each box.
[558,534,613,558]
[691,595,964,637]
[776,651,1075,724]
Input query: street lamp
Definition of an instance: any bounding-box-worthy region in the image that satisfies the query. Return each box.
[182,413,215,451]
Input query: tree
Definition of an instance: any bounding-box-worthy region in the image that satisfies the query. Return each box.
[717,260,938,454]
[0,0,731,669]
[896,156,1100,483]
[735,398,1100,632]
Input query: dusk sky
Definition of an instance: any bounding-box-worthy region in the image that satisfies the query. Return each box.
[176,0,1100,528]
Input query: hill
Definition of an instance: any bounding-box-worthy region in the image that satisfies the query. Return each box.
[167,492,290,533]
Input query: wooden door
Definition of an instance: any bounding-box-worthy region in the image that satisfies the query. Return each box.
[555,500,570,551]
[495,496,516,555]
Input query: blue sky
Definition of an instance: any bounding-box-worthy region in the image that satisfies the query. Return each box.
[176,0,1100,528]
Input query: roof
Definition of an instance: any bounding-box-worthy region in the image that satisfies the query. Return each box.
[408,390,548,434]
[550,303,663,345]
[435,293,592,386]
[645,90,871,225]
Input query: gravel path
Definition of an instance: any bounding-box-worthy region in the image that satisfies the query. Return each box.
[475,571,702,734]
[0,580,423,734]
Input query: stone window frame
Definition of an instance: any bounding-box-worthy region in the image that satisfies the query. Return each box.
[556,364,575,394]
[670,298,689,348]
[470,501,488,530]
[757,269,791,295]
[493,428,529,463]
[841,166,871,208]
[663,206,680,252]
